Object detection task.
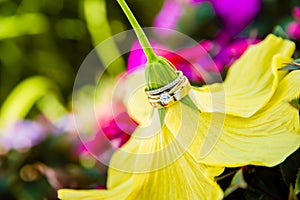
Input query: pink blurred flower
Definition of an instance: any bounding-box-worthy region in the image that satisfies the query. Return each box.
[127,40,218,82]
[78,102,138,157]
[286,21,300,40]
[155,0,262,45]
[293,7,300,21]
[100,106,137,147]
[286,7,300,40]
[191,0,262,45]
[213,38,261,69]
[127,40,166,72]
[154,0,183,31]
[127,38,260,82]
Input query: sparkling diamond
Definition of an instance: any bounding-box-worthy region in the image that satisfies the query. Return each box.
[160,93,172,105]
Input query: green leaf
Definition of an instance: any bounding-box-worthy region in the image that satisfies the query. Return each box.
[280,148,300,186]
[279,58,300,71]
[0,13,49,39]
[273,25,289,39]
[145,57,177,90]
[242,166,290,200]
[84,0,125,75]
[278,65,300,71]
[0,76,59,128]
[289,98,300,110]
[36,93,67,123]
[295,170,300,195]
[181,96,199,112]
[224,168,247,197]
[158,108,166,127]
[288,184,298,200]
[293,58,300,63]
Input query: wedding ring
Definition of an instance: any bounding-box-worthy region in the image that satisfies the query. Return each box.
[145,71,183,95]
[145,71,191,108]
[173,76,191,100]
[148,77,185,100]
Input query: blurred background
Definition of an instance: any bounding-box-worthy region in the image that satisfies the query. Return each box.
[0,0,300,199]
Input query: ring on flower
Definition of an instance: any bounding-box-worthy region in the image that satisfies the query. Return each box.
[146,71,191,108]
[145,71,183,95]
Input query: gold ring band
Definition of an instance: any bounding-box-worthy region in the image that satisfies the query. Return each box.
[148,77,185,100]
[145,71,191,108]
[145,71,183,95]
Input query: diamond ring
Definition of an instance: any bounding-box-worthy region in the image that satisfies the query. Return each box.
[145,71,183,95]
[146,71,191,108]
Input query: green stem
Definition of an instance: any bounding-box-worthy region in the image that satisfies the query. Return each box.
[116,0,158,63]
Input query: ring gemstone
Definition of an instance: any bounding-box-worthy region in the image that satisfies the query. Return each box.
[160,92,172,105]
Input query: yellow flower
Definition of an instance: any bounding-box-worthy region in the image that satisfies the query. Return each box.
[190,34,300,167]
[126,34,300,166]
[59,120,224,199]
[58,34,300,199]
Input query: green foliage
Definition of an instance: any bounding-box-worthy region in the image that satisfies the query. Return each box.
[84,0,125,75]
[0,76,62,128]
[295,170,300,196]
[219,148,300,199]
[0,134,106,200]
[273,25,289,39]
[224,169,248,197]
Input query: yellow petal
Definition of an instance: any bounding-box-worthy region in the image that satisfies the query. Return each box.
[193,34,295,117]
[58,114,224,199]
[164,101,226,158]
[123,69,153,125]
[189,70,300,167]
[165,35,300,167]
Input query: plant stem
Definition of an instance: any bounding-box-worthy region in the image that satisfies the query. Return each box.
[116,0,158,63]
